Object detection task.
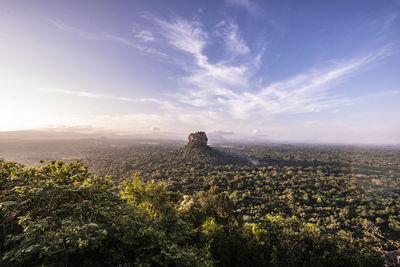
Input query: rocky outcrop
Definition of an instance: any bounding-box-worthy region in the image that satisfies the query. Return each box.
[188,131,208,145]
[383,250,400,266]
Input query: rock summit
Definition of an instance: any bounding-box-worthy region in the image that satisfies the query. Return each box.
[188,131,208,145]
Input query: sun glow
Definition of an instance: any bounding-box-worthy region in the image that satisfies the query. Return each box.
[1,80,66,131]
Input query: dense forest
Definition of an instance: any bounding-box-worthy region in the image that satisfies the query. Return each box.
[1,138,399,266]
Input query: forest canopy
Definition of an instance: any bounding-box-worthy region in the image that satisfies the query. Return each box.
[0,158,390,266]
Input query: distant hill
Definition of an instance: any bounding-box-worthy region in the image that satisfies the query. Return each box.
[172,137,250,166]
[84,132,251,188]
[0,129,180,141]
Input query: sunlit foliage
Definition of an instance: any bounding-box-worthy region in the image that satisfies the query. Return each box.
[0,158,386,266]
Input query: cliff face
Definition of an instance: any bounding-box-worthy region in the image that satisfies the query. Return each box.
[179,131,249,166]
[382,250,400,266]
[188,132,208,145]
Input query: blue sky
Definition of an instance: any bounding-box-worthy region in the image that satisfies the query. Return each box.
[1,0,400,143]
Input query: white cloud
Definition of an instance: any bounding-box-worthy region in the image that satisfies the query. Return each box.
[119,13,396,126]
[49,19,167,57]
[39,87,176,110]
[216,21,250,56]
[48,14,397,142]
[142,14,209,65]
[135,30,155,42]
[226,0,257,14]
[40,88,107,99]
[144,14,251,94]
[170,45,393,121]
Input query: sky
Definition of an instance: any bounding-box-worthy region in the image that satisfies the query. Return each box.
[1,0,400,143]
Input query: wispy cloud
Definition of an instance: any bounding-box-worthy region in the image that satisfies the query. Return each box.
[131,24,156,42]
[225,0,258,15]
[143,14,252,91]
[370,12,399,32]
[171,43,393,120]
[39,87,175,110]
[135,30,155,42]
[49,19,167,57]
[85,13,394,123]
[143,14,208,63]
[41,88,107,99]
[49,12,396,137]
[215,21,250,56]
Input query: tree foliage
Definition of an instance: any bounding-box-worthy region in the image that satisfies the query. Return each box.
[1,143,395,266]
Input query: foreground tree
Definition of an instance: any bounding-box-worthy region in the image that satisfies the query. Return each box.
[0,159,383,266]
[0,160,124,266]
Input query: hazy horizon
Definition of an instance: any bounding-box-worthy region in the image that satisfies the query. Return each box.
[1,0,400,144]
[1,127,400,146]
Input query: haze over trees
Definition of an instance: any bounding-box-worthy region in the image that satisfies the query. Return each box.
[0,133,399,266]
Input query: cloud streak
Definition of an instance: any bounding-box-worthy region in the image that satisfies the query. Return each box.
[142,14,252,94]
[39,87,175,110]
[139,14,394,121]
[48,12,397,139]
[49,19,167,57]
[225,0,258,15]
[215,21,250,56]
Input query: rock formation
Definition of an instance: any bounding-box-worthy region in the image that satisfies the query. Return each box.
[173,131,249,166]
[188,131,208,145]
[382,250,400,266]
